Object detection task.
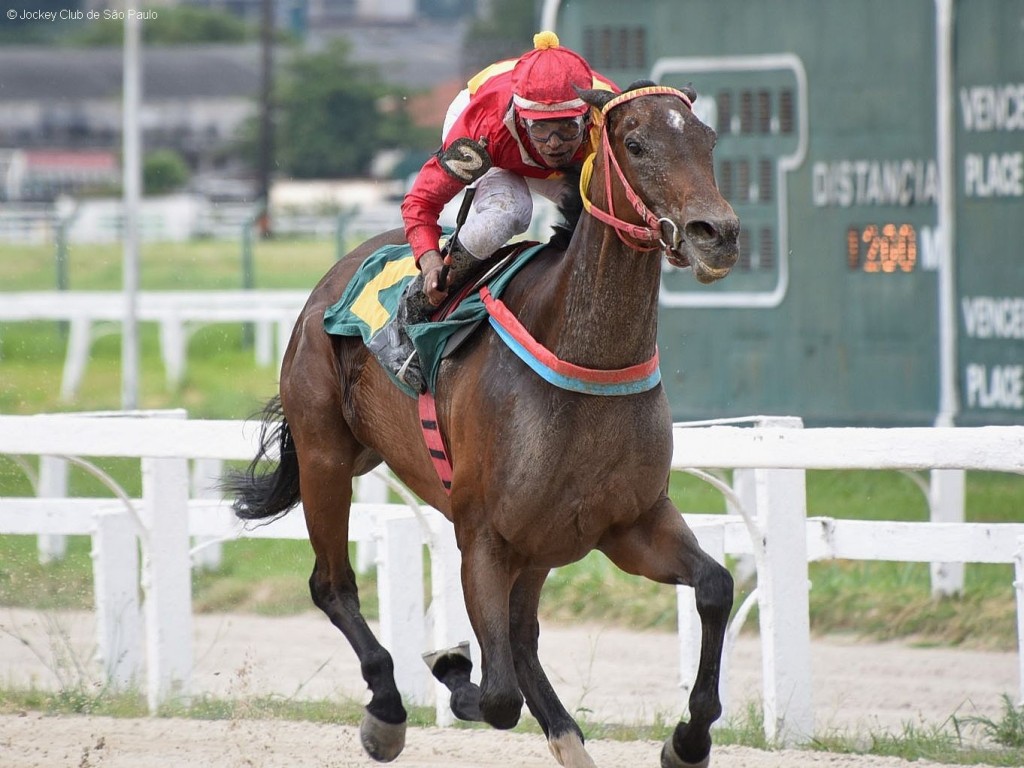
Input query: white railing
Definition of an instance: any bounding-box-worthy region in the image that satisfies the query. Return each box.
[0,411,1022,745]
[0,291,307,398]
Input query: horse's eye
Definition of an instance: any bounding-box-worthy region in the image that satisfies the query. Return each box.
[625,138,643,156]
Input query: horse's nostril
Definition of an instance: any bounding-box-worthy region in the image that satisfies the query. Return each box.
[685,220,719,244]
[686,216,740,246]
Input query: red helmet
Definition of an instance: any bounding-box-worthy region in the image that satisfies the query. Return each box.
[511,31,593,121]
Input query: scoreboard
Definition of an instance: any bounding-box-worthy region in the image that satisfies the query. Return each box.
[553,0,1023,426]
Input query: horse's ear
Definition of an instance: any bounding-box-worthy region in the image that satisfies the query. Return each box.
[629,78,698,104]
[577,87,616,111]
[626,79,656,91]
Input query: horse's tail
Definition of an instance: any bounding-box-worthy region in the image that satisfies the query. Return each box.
[221,395,301,522]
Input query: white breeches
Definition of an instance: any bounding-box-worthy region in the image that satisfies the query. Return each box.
[457,171,571,259]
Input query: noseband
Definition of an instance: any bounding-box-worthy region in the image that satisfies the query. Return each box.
[579,85,693,255]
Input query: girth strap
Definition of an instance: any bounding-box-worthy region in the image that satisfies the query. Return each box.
[418,392,453,495]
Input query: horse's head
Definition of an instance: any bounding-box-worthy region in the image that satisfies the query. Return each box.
[579,82,739,284]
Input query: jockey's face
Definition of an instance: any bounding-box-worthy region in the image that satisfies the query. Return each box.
[523,115,588,168]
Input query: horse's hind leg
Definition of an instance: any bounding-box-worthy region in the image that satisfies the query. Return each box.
[298,433,407,762]
[510,568,595,768]
[599,496,734,768]
[458,529,525,729]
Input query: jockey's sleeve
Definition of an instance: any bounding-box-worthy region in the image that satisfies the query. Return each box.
[403,87,508,262]
[402,155,467,263]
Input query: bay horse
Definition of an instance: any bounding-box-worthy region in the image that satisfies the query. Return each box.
[226,82,739,767]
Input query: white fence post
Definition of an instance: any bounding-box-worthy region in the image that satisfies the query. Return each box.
[753,417,813,746]
[36,455,68,564]
[929,469,966,596]
[728,468,757,582]
[190,457,224,571]
[276,317,292,370]
[92,507,142,689]
[255,321,274,367]
[376,509,430,707]
[60,317,93,400]
[158,316,186,389]
[355,472,388,574]
[757,463,814,745]
[140,455,193,712]
[1015,535,1024,707]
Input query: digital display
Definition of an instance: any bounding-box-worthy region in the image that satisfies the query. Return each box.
[846,224,918,274]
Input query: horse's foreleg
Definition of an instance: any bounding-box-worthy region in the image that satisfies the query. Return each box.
[599,496,734,768]
[510,568,595,768]
[303,454,406,762]
[459,529,524,730]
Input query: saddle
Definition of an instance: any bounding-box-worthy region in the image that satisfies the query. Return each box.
[323,237,546,398]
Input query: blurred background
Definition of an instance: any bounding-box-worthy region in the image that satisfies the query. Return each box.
[0,0,535,243]
[1,0,1021,427]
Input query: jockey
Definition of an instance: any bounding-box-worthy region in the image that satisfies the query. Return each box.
[368,31,619,392]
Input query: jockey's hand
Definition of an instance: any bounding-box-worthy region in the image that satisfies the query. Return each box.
[420,250,449,306]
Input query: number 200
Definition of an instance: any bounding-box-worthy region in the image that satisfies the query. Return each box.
[846,223,917,273]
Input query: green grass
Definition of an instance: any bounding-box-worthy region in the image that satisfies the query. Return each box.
[0,238,335,416]
[957,695,1024,750]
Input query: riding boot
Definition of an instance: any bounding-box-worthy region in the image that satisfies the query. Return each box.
[441,236,488,295]
[366,271,435,393]
[367,237,486,394]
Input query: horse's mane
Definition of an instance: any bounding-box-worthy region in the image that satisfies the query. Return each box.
[548,166,584,251]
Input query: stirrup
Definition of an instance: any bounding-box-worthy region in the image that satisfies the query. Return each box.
[396,349,425,393]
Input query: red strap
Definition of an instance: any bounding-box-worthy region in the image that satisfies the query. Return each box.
[418,392,453,496]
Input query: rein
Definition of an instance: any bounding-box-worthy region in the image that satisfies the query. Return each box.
[580,85,693,253]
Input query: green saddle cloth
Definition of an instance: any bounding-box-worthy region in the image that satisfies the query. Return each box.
[323,237,547,397]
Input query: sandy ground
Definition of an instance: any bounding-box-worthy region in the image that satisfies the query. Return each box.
[0,609,1018,767]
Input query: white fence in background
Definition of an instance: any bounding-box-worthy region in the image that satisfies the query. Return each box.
[0,291,307,398]
[0,411,1022,745]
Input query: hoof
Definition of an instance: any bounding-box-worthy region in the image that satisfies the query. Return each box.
[548,731,597,768]
[423,641,472,677]
[481,689,523,730]
[360,710,406,763]
[424,642,482,721]
[661,740,709,768]
[662,721,711,768]
[450,682,483,721]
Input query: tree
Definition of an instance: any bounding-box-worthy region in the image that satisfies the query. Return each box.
[143,149,189,195]
[462,0,536,74]
[0,0,82,44]
[66,6,257,46]
[271,40,428,179]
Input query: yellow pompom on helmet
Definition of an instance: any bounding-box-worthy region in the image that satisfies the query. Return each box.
[511,31,593,120]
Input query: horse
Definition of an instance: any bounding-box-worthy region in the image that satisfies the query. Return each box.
[225,82,740,768]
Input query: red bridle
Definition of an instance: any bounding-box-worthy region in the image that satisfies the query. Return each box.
[579,85,693,254]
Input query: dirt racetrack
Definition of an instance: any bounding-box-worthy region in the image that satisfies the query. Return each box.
[0,713,1007,768]
[1,609,1017,767]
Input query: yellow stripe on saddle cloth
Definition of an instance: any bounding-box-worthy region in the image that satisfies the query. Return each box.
[323,237,547,397]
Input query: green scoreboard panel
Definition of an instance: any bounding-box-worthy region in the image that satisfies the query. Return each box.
[555,0,1023,425]
[954,3,1024,423]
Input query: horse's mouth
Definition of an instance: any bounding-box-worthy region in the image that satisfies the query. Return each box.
[667,249,733,284]
[691,257,732,284]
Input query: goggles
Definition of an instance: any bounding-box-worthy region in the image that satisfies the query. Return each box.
[524,115,588,144]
